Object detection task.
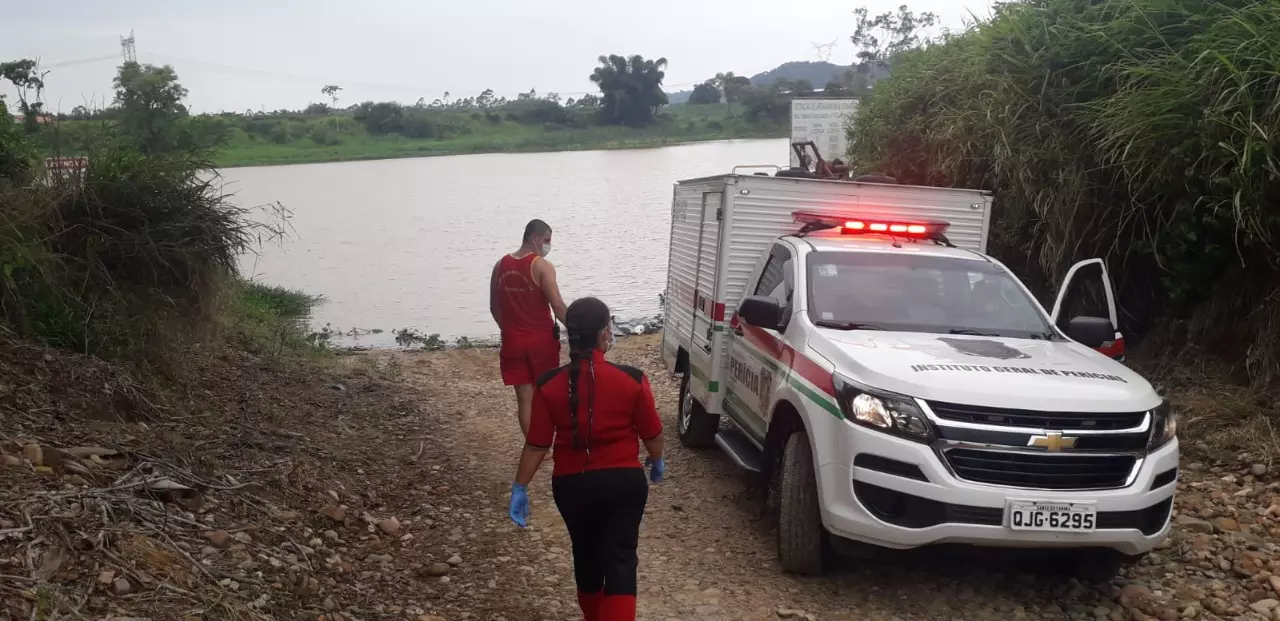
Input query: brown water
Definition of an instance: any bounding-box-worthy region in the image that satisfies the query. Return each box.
[223,139,786,347]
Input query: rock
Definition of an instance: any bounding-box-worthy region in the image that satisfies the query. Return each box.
[1,454,21,467]
[23,444,43,466]
[366,554,393,564]
[277,510,302,523]
[1120,584,1155,610]
[1179,604,1198,619]
[777,608,799,619]
[1177,516,1214,534]
[112,577,132,596]
[323,597,337,612]
[447,554,463,566]
[1212,517,1239,533]
[97,570,116,585]
[1252,464,1269,477]
[425,562,451,577]
[378,517,401,536]
[232,531,253,544]
[1202,598,1230,616]
[323,529,340,540]
[204,530,233,549]
[1252,600,1280,614]
[322,505,348,522]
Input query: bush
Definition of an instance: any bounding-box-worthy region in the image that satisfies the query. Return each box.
[0,144,271,360]
[849,0,1280,385]
[310,126,341,146]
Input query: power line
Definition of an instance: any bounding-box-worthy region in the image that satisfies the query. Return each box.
[42,54,119,69]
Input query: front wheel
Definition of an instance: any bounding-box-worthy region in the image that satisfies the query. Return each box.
[677,371,719,448]
[777,430,829,575]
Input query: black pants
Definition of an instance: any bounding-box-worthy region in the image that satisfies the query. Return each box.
[552,467,649,596]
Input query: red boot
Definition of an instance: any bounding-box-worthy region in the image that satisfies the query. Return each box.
[577,590,604,621]
[597,595,636,621]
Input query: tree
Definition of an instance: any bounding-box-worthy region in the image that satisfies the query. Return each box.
[113,62,190,154]
[712,72,751,114]
[688,80,721,105]
[851,5,939,67]
[1,59,46,134]
[321,85,342,108]
[589,54,669,127]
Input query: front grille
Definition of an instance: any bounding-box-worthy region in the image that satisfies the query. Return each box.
[944,448,1136,490]
[853,481,1171,534]
[928,400,1146,431]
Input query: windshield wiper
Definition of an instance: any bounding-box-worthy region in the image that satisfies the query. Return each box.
[948,328,1000,336]
[816,320,884,331]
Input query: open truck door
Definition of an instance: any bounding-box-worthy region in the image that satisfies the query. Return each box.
[1051,258,1125,361]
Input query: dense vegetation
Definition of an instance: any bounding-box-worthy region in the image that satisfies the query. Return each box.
[23,52,854,167]
[0,96,320,366]
[849,0,1280,386]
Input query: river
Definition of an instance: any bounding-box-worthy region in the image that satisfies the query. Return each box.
[223,138,787,347]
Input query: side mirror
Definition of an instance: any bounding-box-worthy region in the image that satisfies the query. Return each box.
[1065,316,1113,349]
[739,295,783,330]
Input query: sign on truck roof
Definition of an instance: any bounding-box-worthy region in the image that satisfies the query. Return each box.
[790,98,858,168]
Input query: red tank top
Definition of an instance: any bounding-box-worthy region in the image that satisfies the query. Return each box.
[496,253,553,337]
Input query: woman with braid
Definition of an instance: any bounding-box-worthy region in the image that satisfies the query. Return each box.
[507,297,665,621]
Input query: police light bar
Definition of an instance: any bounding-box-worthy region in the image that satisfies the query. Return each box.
[791,211,951,238]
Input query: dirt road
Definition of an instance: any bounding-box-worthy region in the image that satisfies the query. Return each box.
[383,335,1280,621]
[4,334,1279,621]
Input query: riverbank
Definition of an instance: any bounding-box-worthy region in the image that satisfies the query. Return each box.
[213,123,786,168]
[2,333,1278,620]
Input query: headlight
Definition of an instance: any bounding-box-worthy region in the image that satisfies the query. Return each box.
[834,374,935,443]
[1148,401,1177,449]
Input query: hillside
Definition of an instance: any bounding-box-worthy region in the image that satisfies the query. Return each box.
[748,61,848,86]
[667,60,857,102]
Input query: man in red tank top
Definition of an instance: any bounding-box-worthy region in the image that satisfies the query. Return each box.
[489,219,568,435]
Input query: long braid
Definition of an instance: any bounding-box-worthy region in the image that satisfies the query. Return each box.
[563,297,612,452]
[566,342,585,450]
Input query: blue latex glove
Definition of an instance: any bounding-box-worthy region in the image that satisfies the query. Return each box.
[509,482,530,527]
[645,457,665,483]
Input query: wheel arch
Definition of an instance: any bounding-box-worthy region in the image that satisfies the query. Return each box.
[763,398,806,480]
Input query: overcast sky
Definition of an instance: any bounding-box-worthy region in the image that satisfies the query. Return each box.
[2,0,992,114]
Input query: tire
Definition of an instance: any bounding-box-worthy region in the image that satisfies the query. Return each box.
[677,371,719,448]
[777,430,829,574]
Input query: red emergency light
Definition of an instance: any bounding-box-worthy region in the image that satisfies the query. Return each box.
[792,211,950,239]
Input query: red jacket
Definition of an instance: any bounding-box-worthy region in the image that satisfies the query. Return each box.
[527,350,664,477]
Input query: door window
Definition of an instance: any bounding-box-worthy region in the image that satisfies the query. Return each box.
[753,244,794,330]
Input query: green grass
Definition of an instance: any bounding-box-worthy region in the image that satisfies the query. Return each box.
[226,281,328,358]
[214,104,783,167]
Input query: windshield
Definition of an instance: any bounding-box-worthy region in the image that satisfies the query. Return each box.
[805,251,1055,339]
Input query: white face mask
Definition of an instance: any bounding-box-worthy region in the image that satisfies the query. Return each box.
[536,241,551,258]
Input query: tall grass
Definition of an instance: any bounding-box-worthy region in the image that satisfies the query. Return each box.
[0,140,298,362]
[850,0,1280,385]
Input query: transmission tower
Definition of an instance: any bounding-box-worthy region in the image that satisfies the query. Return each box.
[120,31,137,63]
[811,40,837,63]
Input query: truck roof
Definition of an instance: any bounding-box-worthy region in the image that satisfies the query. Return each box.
[786,230,992,262]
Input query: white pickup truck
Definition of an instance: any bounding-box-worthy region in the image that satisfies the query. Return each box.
[660,172,1178,577]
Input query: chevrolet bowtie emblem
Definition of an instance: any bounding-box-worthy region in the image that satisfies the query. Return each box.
[1029,432,1077,452]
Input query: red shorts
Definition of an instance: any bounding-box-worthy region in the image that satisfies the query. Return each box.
[499,334,561,386]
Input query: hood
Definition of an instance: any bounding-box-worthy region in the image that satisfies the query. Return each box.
[808,329,1160,412]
